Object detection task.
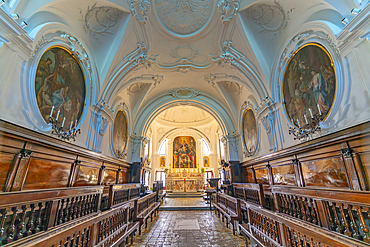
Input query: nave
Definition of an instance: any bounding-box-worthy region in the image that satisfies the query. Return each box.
[128,199,246,247]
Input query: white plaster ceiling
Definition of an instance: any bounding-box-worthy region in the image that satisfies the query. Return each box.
[8,0,366,136]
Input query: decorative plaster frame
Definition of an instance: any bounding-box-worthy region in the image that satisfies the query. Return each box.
[240,101,260,157]
[272,23,345,131]
[22,28,96,134]
[110,102,130,159]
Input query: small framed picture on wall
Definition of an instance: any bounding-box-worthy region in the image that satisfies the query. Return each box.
[203,156,209,167]
[160,156,166,167]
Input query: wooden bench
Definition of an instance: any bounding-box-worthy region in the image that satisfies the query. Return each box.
[134,192,161,235]
[212,192,241,235]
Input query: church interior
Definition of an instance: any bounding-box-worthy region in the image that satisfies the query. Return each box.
[1,0,370,246]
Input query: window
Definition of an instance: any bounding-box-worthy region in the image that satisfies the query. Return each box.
[205,171,213,185]
[156,171,166,185]
[202,140,211,156]
[220,139,225,159]
[158,139,166,155]
[144,141,149,159]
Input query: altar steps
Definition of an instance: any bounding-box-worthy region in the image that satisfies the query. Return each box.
[165,192,204,198]
[159,197,211,211]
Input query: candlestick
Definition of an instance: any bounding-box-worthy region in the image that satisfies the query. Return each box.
[309,108,313,118]
[304,115,308,125]
[50,106,54,117]
[75,119,77,128]
[56,110,60,121]
[69,120,73,130]
[291,118,294,125]
[297,119,301,128]
[61,117,65,128]
[317,104,322,115]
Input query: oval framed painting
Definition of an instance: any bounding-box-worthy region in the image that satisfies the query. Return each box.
[282,43,336,128]
[113,110,128,156]
[242,108,257,154]
[35,46,86,127]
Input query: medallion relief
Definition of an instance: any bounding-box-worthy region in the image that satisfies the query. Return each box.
[154,0,213,35]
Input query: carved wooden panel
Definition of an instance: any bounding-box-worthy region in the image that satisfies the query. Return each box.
[254,167,269,185]
[245,168,254,183]
[74,165,100,187]
[22,156,72,190]
[0,153,13,191]
[300,156,349,188]
[102,169,117,185]
[119,171,127,184]
[356,152,370,188]
[272,164,296,186]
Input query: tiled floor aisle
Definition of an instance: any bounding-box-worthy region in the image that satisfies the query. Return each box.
[128,211,246,247]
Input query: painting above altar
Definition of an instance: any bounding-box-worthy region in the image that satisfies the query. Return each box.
[173,136,196,168]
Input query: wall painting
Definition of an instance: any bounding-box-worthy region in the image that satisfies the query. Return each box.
[113,110,128,156]
[160,156,166,167]
[282,43,336,128]
[203,156,209,167]
[242,108,257,154]
[173,136,196,168]
[35,46,85,127]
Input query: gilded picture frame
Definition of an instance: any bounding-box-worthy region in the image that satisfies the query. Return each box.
[160,156,166,167]
[203,156,210,167]
[242,108,257,154]
[35,46,86,127]
[113,110,128,156]
[282,43,336,128]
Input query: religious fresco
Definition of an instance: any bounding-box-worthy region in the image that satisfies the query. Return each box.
[203,156,209,167]
[173,136,196,168]
[282,43,336,128]
[35,46,85,127]
[242,108,257,154]
[160,156,166,167]
[113,110,127,156]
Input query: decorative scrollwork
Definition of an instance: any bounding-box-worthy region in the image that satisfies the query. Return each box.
[130,0,150,23]
[154,0,212,35]
[246,0,294,38]
[79,3,124,42]
[218,0,240,22]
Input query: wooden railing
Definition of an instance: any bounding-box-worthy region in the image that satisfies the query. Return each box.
[0,186,103,245]
[28,202,139,247]
[233,183,265,207]
[108,183,141,209]
[240,201,368,247]
[212,192,241,235]
[272,186,370,244]
[134,193,160,235]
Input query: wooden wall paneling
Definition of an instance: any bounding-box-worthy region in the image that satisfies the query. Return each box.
[10,148,32,191]
[21,142,76,190]
[269,156,298,186]
[0,133,27,192]
[67,158,81,187]
[74,157,102,187]
[297,146,351,189]
[348,137,370,190]
[116,168,121,184]
[341,145,362,191]
[253,165,269,185]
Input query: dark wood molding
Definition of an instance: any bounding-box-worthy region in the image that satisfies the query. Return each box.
[241,121,370,167]
[0,119,131,168]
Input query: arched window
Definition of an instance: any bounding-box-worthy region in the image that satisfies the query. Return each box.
[202,140,211,156]
[219,139,225,159]
[144,141,149,159]
[158,139,166,155]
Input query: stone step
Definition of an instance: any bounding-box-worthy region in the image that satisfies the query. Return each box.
[165,192,205,198]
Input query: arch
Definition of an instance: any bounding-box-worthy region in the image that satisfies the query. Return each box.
[132,90,236,138]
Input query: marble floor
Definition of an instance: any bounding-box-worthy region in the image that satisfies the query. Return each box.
[128,211,246,247]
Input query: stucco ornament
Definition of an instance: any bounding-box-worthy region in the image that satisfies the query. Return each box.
[218,0,240,22]
[130,0,150,23]
[246,0,294,38]
[154,0,213,35]
[79,3,124,42]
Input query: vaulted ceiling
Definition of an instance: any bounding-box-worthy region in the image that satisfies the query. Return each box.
[5,0,365,136]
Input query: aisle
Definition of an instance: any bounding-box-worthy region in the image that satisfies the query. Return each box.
[128,211,246,247]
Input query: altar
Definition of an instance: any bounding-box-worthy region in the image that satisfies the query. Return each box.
[166,169,204,193]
